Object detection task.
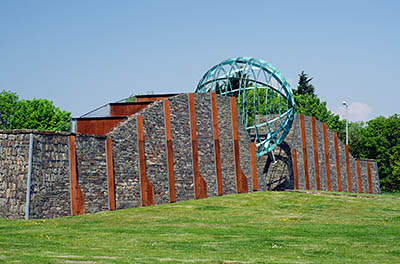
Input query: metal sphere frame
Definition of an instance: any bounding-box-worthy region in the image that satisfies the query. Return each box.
[195,57,295,157]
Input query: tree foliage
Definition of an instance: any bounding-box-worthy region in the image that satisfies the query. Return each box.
[295,71,315,96]
[0,90,19,129]
[235,88,290,127]
[295,93,345,134]
[347,121,366,158]
[390,146,400,190]
[0,90,71,131]
[352,115,400,192]
[293,72,400,192]
[125,95,136,102]
[293,74,345,137]
[227,71,252,96]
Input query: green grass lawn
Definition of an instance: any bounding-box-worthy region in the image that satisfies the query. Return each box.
[1,191,399,263]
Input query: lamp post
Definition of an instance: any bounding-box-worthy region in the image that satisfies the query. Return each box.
[342,101,348,145]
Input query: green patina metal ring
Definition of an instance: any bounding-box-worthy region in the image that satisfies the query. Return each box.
[195,57,295,156]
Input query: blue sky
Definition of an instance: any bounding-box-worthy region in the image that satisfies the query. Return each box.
[0,0,399,121]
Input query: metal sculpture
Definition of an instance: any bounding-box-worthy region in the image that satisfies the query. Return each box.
[195,57,295,157]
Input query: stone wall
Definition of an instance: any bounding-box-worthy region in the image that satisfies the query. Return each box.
[315,118,328,191]
[0,132,30,218]
[0,93,381,219]
[259,115,297,191]
[109,115,141,209]
[370,161,380,194]
[108,93,260,205]
[236,101,254,192]
[216,96,237,195]
[29,134,70,219]
[142,102,169,205]
[267,114,380,194]
[75,135,108,214]
[168,94,195,202]
[0,131,112,219]
[194,93,217,197]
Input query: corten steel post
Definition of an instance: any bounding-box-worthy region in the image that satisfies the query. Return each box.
[137,115,155,206]
[322,123,332,191]
[356,160,362,193]
[250,142,258,191]
[163,100,176,203]
[188,93,207,199]
[231,97,248,194]
[211,93,223,196]
[68,136,85,216]
[333,132,342,192]
[300,114,310,190]
[311,117,321,190]
[106,138,116,210]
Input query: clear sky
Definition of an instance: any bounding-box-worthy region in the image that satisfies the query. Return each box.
[1,0,399,121]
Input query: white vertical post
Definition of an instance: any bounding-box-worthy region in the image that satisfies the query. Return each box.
[346,118,348,145]
[342,101,349,145]
[71,119,77,133]
[25,133,34,220]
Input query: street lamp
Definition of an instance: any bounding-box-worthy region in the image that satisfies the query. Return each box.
[342,101,348,145]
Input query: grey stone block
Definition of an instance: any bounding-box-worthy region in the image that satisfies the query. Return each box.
[110,116,142,209]
[194,93,217,197]
[216,96,236,195]
[169,94,195,202]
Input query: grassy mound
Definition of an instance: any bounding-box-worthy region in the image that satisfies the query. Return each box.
[1,191,399,263]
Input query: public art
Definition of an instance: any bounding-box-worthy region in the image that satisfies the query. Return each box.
[196,57,295,157]
[0,57,380,219]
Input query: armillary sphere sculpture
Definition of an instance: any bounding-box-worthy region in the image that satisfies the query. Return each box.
[195,57,295,157]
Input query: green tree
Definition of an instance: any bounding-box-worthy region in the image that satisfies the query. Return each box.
[227,71,252,96]
[235,86,289,128]
[294,93,345,136]
[292,73,400,192]
[0,90,19,129]
[347,121,366,158]
[293,72,345,137]
[388,146,400,192]
[125,95,136,102]
[295,71,315,96]
[357,114,400,192]
[0,90,71,131]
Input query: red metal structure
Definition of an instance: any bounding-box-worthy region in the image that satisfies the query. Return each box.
[110,102,152,116]
[76,117,128,135]
[75,94,177,136]
[135,94,177,102]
